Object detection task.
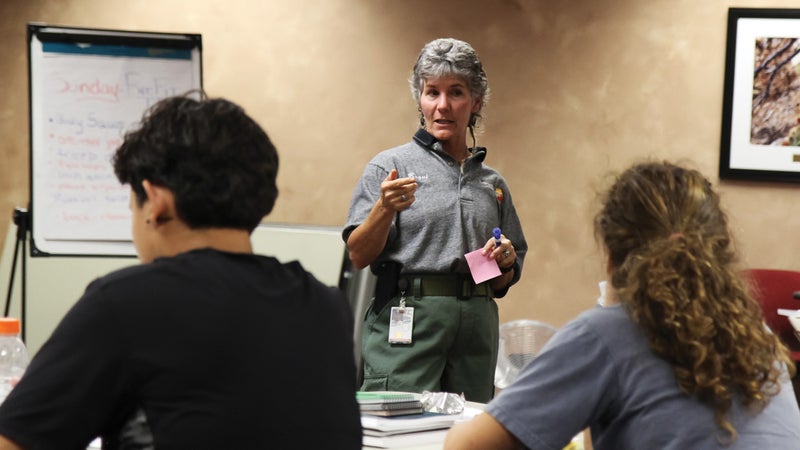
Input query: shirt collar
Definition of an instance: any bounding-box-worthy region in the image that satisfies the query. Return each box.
[412,128,487,163]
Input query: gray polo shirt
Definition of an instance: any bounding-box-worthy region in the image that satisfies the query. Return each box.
[343,130,527,297]
[488,304,800,449]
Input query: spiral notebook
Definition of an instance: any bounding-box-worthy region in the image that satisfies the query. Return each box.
[357,391,424,416]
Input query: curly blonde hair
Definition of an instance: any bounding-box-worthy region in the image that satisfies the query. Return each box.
[594,161,794,443]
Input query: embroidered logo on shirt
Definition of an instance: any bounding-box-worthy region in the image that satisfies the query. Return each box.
[495,187,504,203]
[407,172,429,182]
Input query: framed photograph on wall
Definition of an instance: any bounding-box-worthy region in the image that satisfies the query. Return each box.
[719,8,800,183]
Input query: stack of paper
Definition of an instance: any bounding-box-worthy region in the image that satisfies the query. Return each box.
[361,412,460,449]
[362,427,450,448]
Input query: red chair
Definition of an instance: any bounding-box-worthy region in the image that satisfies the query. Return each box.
[743,268,800,362]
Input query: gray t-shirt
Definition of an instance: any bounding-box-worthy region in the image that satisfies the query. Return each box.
[343,130,527,296]
[487,304,800,449]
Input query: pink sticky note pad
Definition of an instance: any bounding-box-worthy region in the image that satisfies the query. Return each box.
[464,249,501,284]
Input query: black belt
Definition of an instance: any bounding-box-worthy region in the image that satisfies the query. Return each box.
[402,274,490,299]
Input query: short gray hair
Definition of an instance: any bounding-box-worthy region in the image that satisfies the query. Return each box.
[409,38,490,127]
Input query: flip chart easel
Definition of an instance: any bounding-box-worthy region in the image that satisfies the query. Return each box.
[27,23,202,256]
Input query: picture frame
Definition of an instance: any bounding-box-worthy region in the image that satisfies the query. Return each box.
[719,8,800,183]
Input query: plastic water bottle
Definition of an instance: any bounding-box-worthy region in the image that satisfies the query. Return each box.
[0,318,28,405]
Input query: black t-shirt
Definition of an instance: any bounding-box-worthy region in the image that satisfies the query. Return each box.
[0,249,362,449]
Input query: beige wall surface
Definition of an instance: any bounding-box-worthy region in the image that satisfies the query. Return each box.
[1,0,799,331]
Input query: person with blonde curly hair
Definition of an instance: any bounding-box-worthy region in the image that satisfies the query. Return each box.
[446,161,800,449]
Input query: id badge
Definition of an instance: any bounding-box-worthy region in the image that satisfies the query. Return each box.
[388,306,414,344]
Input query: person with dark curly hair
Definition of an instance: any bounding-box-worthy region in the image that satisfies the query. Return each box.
[446,161,800,449]
[0,93,362,450]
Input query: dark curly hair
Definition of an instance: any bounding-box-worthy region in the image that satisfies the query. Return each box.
[594,161,794,443]
[113,92,278,232]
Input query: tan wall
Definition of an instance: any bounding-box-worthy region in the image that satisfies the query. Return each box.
[1,0,799,331]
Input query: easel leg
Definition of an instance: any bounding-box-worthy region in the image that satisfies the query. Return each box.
[3,208,28,342]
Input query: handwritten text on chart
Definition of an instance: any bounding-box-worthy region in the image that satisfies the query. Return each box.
[49,113,127,136]
[60,210,130,225]
[46,134,127,202]
[52,71,182,106]
[43,107,132,235]
[37,53,197,242]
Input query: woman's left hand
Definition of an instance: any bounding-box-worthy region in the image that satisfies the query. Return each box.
[482,234,515,270]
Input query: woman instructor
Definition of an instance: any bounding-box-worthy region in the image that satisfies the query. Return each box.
[343,38,527,402]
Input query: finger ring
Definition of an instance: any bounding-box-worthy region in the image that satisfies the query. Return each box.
[503,250,510,257]
[401,194,407,201]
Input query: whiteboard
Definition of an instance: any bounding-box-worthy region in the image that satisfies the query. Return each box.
[27,24,202,256]
[0,222,347,356]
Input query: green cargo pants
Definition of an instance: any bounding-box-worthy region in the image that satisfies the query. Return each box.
[359,276,498,403]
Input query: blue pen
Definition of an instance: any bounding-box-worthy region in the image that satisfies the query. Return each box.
[493,227,502,248]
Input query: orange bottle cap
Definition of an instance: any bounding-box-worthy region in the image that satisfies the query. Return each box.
[0,318,21,335]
